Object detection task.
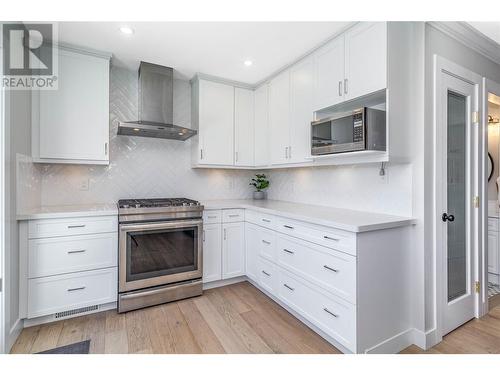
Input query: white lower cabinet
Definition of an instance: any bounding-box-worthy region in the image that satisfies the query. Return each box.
[243,209,411,354]
[203,223,222,282]
[222,222,245,279]
[20,215,118,322]
[28,268,117,319]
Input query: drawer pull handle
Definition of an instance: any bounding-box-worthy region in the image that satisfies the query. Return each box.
[323,235,340,241]
[67,250,86,254]
[228,214,240,218]
[67,225,86,229]
[284,283,295,291]
[207,216,218,219]
[323,265,339,273]
[283,249,294,255]
[323,308,338,318]
[261,270,271,277]
[67,286,86,292]
[262,218,271,223]
[262,240,271,245]
[283,225,294,230]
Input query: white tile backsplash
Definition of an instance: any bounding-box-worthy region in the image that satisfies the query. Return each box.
[28,66,413,217]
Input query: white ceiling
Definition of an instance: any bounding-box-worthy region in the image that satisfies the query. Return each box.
[467,22,500,45]
[58,22,352,84]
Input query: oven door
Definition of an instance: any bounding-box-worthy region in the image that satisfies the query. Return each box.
[119,219,203,293]
[311,110,366,155]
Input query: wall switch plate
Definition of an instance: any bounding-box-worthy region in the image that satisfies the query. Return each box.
[79,178,90,191]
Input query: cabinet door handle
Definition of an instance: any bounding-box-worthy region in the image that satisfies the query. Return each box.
[323,307,338,318]
[235,151,239,162]
[223,228,227,240]
[323,235,340,241]
[323,265,339,273]
[262,239,271,245]
[344,78,348,94]
[67,286,86,292]
[338,81,343,96]
[104,142,108,156]
[262,218,271,223]
[200,149,203,160]
[202,230,205,242]
[67,249,86,254]
[261,270,271,277]
[283,248,294,255]
[284,283,295,291]
[289,146,292,159]
[67,225,85,229]
[283,225,294,230]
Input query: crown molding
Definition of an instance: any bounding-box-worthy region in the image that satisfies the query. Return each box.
[428,21,500,66]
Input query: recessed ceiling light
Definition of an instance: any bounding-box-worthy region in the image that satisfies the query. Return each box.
[119,26,134,35]
[244,60,253,67]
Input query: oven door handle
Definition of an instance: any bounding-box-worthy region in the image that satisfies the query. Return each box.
[119,219,203,232]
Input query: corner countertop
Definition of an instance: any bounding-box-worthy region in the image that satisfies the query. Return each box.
[17,203,118,220]
[200,199,415,233]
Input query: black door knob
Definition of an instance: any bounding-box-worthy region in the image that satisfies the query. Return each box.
[442,213,455,222]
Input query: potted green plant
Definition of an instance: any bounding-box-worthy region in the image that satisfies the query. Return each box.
[249,174,269,200]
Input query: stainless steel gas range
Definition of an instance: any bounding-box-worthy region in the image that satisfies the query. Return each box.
[117,198,204,313]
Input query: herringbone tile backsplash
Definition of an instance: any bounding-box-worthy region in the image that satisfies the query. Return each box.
[37,66,255,205]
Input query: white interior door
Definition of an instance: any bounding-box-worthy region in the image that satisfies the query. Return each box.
[436,58,480,336]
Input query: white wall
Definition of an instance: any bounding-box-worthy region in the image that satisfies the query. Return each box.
[37,67,256,206]
[488,102,500,201]
[423,23,500,339]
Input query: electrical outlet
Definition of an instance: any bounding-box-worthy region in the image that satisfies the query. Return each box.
[79,178,90,191]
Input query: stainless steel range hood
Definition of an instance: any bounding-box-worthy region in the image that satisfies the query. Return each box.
[117,62,197,141]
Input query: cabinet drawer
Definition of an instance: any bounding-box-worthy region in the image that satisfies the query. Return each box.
[257,226,276,262]
[203,210,222,224]
[277,269,356,352]
[28,215,117,239]
[245,210,276,230]
[258,257,277,294]
[488,218,498,232]
[222,209,245,223]
[29,233,118,278]
[275,217,356,255]
[277,234,356,303]
[28,268,117,318]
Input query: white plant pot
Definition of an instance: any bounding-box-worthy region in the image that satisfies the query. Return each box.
[253,191,267,200]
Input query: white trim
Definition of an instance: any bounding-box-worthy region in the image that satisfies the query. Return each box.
[364,329,414,354]
[429,22,500,67]
[7,319,23,352]
[202,276,247,290]
[433,55,483,342]
[0,45,5,354]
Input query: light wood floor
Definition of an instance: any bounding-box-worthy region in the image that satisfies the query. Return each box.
[10,281,339,354]
[401,296,500,354]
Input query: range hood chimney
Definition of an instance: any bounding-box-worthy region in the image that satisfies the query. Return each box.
[117,61,197,141]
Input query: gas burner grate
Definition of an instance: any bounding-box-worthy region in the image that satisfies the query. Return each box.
[118,198,200,209]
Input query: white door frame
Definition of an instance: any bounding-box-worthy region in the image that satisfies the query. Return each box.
[433,55,483,340]
[0,45,6,354]
[482,78,500,315]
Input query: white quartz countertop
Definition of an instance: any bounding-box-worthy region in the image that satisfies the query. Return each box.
[17,203,118,220]
[201,199,415,233]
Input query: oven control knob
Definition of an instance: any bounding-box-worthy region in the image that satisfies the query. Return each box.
[135,204,141,208]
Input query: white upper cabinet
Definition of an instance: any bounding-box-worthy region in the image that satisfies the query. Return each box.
[32,47,110,164]
[254,84,270,167]
[313,35,345,111]
[196,79,235,165]
[289,56,314,163]
[268,70,291,165]
[234,87,255,166]
[344,22,387,101]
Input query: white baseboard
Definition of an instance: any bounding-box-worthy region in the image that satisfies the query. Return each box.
[23,302,117,328]
[7,318,23,353]
[364,328,414,354]
[203,276,247,290]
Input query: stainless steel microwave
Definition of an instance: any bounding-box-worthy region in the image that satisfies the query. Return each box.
[311,107,386,155]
